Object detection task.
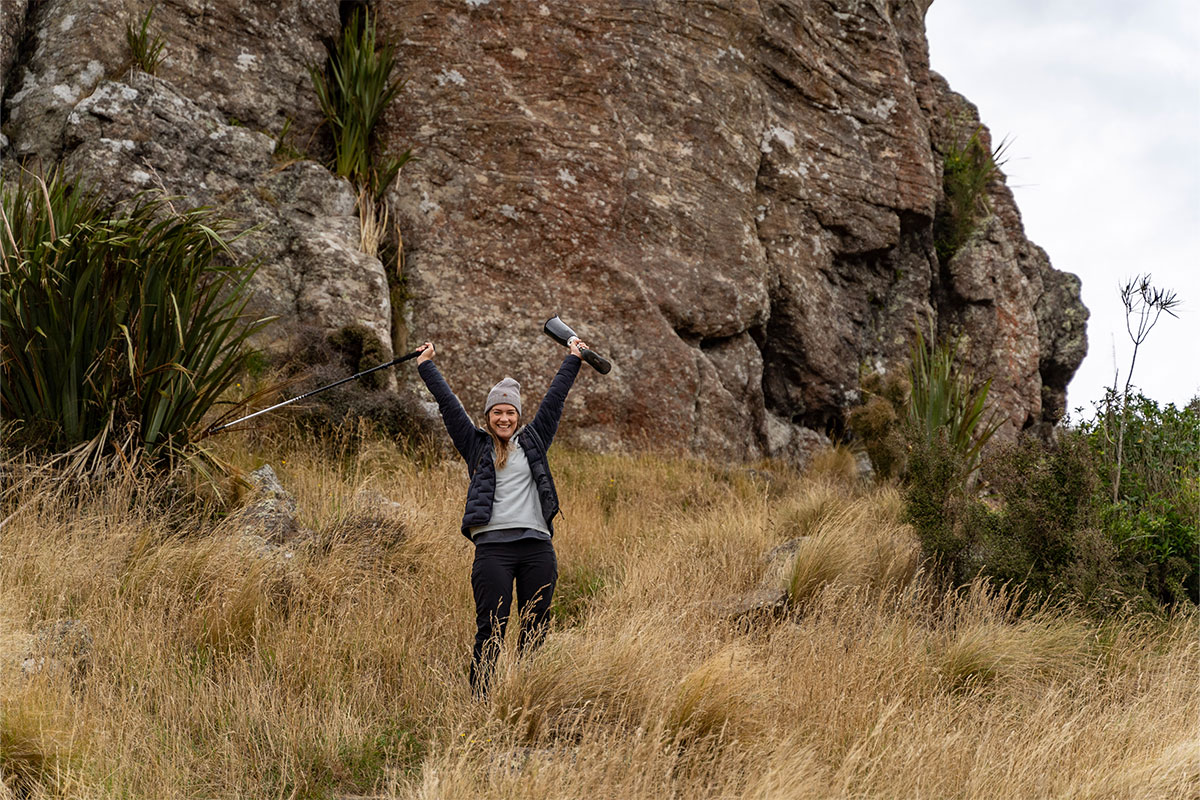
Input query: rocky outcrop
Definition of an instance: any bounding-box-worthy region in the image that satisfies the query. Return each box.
[381,0,1087,458]
[929,76,1089,434]
[57,72,393,352]
[3,0,332,158]
[0,0,31,109]
[2,0,393,361]
[2,0,1088,463]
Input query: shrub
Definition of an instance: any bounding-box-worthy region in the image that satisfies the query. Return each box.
[850,328,1000,487]
[1080,393,1199,605]
[846,328,1003,585]
[846,371,908,479]
[974,432,1124,605]
[933,124,1009,263]
[309,8,412,199]
[0,167,269,472]
[912,416,1195,611]
[267,325,437,449]
[901,429,976,585]
[126,6,166,75]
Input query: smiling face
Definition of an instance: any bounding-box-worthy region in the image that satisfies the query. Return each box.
[487,403,519,442]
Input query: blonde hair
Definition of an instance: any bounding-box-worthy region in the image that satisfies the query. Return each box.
[484,414,520,470]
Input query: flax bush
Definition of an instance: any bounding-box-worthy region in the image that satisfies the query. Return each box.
[906,326,1003,483]
[0,167,269,472]
[310,8,412,199]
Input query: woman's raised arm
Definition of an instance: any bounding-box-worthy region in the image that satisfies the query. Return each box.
[527,345,585,448]
[416,342,477,460]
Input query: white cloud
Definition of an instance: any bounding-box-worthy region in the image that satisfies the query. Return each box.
[927,0,1200,409]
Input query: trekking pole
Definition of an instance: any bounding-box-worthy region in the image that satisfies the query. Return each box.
[205,349,421,435]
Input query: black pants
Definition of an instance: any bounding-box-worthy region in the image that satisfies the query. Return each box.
[470,538,557,694]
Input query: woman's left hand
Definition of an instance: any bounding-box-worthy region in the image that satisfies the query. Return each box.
[568,338,589,359]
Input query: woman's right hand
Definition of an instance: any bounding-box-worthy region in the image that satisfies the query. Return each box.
[417,341,435,364]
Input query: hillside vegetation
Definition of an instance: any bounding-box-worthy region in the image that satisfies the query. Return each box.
[2,429,1196,799]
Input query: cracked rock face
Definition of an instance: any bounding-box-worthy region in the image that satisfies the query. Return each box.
[2,0,1089,463]
[3,0,333,158]
[5,59,393,358]
[56,72,393,354]
[382,0,1087,459]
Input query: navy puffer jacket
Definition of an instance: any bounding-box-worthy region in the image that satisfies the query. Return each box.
[418,355,581,540]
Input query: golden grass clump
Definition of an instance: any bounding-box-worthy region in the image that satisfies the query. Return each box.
[767,480,920,608]
[937,615,1095,690]
[663,643,767,744]
[0,686,82,797]
[1,436,1197,799]
[804,444,861,485]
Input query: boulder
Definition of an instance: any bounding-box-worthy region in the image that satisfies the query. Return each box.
[233,463,312,545]
[715,587,790,623]
[20,619,93,681]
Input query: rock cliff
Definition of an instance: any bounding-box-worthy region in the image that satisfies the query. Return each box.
[1,0,1088,462]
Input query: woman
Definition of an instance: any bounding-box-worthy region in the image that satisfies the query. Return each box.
[415,338,588,694]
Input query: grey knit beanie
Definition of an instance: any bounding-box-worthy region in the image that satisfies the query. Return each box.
[485,377,522,416]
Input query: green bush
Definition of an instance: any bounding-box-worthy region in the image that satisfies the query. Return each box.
[867,331,1196,610]
[847,329,1004,586]
[901,428,976,585]
[973,433,1127,606]
[0,167,269,471]
[310,9,412,199]
[126,6,166,75]
[1080,392,1199,605]
[933,125,1009,264]
[905,410,1196,611]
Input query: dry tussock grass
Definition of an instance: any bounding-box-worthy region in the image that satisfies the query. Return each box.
[0,429,1196,798]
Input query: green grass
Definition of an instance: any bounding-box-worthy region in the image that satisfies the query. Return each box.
[126,6,166,75]
[934,124,1010,263]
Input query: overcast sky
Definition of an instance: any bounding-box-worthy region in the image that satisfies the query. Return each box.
[924,0,1200,416]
